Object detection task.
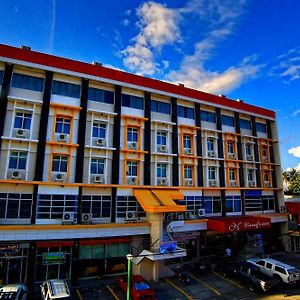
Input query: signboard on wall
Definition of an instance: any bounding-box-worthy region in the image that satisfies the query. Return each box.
[0,244,19,253]
[43,252,65,265]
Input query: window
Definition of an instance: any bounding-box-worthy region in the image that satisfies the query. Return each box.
[240,119,252,130]
[88,87,114,104]
[245,195,262,212]
[178,196,202,214]
[157,131,167,146]
[116,196,146,219]
[264,171,270,182]
[37,194,77,219]
[90,158,105,175]
[126,161,138,177]
[245,143,252,156]
[14,112,32,130]
[183,135,192,150]
[207,138,214,151]
[225,196,241,213]
[82,195,111,218]
[151,100,171,114]
[208,166,216,180]
[157,163,167,178]
[52,155,68,172]
[11,73,44,92]
[55,118,71,134]
[229,169,236,181]
[262,195,275,211]
[52,80,81,98]
[184,165,192,179]
[92,122,106,138]
[0,70,4,85]
[256,122,267,133]
[178,105,194,119]
[9,151,27,169]
[127,127,138,142]
[204,196,222,214]
[0,193,32,219]
[247,169,255,181]
[266,262,272,269]
[201,111,216,123]
[122,94,144,109]
[227,141,234,154]
[274,266,287,275]
[262,145,268,158]
[221,115,235,127]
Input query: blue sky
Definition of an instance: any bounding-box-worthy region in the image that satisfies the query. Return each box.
[1,0,299,170]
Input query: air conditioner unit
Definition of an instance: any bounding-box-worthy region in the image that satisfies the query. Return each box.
[230,181,237,187]
[127,177,137,185]
[208,151,216,157]
[11,170,21,180]
[96,138,105,146]
[262,157,269,163]
[249,181,256,187]
[265,182,271,188]
[209,180,217,187]
[158,178,167,186]
[93,175,104,183]
[126,211,137,221]
[81,213,92,224]
[55,173,64,182]
[184,148,193,155]
[185,212,193,220]
[228,153,235,159]
[58,134,67,142]
[185,179,193,186]
[280,205,287,213]
[62,212,76,224]
[247,155,253,161]
[130,142,138,150]
[16,129,25,137]
[198,209,206,217]
[158,145,167,153]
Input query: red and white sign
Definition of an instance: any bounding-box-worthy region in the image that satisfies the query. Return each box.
[208,216,271,233]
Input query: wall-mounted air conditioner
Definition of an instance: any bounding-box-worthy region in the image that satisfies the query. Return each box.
[16,129,25,137]
[209,180,217,187]
[184,148,192,155]
[125,211,137,221]
[58,133,67,142]
[208,151,216,157]
[129,142,138,150]
[54,173,64,182]
[158,145,167,153]
[62,212,76,224]
[185,179,193,187]
[93,175,104,183]
[230,181,237,187]
[127,177,137,185]
[96,138,106,146]
[198,209,206,217]
[81,213,92,224]
[158,178,167,186]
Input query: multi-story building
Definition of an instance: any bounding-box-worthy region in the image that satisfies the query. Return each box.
[0,44,287,286]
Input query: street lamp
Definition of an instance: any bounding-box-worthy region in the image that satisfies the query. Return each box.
[126,254,133,300]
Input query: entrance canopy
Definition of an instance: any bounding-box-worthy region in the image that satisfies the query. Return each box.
[207,215,272,233]
[133,189,186,213]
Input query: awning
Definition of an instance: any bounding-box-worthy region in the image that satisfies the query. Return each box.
[133,189,186,213]
[207,215,272,233]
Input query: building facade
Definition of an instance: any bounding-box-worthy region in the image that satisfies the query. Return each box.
[0,44,287,286]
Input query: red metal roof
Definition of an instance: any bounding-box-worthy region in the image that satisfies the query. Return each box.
[0,43,275,119]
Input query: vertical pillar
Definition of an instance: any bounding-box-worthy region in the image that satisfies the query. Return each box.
[195,103,203,187]
[251,116,261,187]
[216,108,225,187]
[171,98,179,186]
[235,112,244,187]
[144,92,151,185]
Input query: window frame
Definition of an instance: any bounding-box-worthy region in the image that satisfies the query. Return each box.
[52,155,68,173]
[55,117,71,134]
[11,73,44,92]
[14,111,32,130]
[90,158,105,175]
[8,151,27,170]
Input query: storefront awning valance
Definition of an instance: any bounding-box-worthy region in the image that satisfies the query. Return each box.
[133,189,186,213]
[207,215,272,233]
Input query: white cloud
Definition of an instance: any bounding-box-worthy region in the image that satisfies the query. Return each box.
[122,1,180,75]
[292,110,300,117]
[122,19,130,27]
[288,146,300,158]
[271,46,300,82]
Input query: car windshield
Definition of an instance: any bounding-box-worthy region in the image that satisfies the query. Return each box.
[134,282,150,291]
[287,268,298,274]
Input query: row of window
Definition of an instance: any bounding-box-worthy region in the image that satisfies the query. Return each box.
[8,73,267,133]
[0,192,275,220]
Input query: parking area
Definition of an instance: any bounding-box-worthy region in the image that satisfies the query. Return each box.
[56,252,300,300]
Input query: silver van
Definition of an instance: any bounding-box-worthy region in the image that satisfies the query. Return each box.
[40,279,72,300]
[247,258,300,284]
[0,284,28,300]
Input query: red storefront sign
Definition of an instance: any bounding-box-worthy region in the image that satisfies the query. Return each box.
[207,216,271,233]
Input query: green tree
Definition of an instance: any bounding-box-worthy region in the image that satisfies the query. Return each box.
[285,170,300,195]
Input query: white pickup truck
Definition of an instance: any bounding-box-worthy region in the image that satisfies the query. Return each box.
[247,258,300,284]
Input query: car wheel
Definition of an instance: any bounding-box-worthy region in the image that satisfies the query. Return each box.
[248,283,256,293]
[274,274,283,285]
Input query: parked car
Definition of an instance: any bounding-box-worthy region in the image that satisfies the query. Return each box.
[40,279,72,300]
[0,284,27,300]
[216,259,239,277]
[183,259,210,274]
[247,258,300,285]
[116,275,156,300]
[234,261,278,292]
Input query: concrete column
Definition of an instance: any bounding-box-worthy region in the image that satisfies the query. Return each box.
[147,212,164,252]
[152,261,160,281]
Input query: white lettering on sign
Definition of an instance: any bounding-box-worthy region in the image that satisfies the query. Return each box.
[228,220,270,232]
